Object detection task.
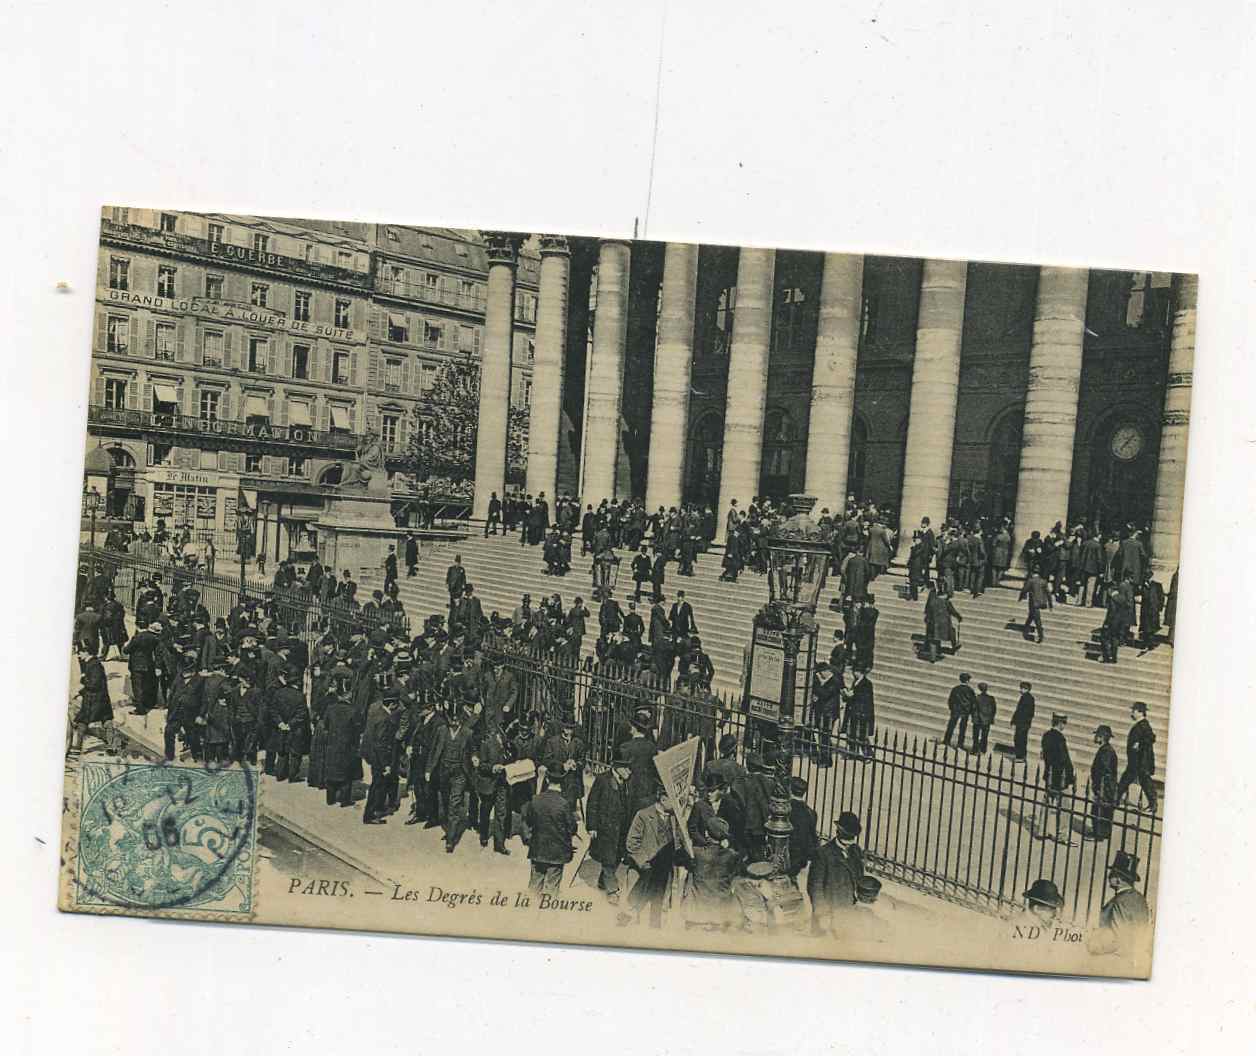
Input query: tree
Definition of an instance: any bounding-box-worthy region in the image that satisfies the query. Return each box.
[405,360,528,485]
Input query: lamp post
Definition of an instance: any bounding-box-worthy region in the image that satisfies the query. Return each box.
[761,494,830,877]
[85,485,102,548]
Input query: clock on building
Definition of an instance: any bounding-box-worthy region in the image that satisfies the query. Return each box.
[1110,423,1144,462]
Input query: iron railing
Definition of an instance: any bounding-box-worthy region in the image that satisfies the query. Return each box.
[478,633,1160,928]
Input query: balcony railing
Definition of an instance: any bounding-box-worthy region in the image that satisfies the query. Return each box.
[100,219,372,290]
[87,405,358,451]
[376,276,486,313]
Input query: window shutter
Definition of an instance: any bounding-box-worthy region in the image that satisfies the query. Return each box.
[228,273,246,302]
[275,395,288,427]
[350,350,360,386]
[403,356,413,394]
[93,374,104,407]
[474,328,481,355]
[145,319,156,358]
[126,381,138,410]
[349,404,357,433]
[317,398,329,432]
[143,381,153,411]
[221,390,233,421]
[176,320,188,362]
[231,452,243,473]
[267,395,275,422]
[225,330,236,370]
[279,337,292,377]
[321,340,333,382]
[177,382,186,415]
[94,312,107,354]
[368,349,380,388]
[366,408,379,437]
[218,451,230,472]
[398,415,409,450]
[369,310,383,341]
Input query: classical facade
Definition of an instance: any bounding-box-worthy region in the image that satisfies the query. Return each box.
[478,236,1196,574]
[86,210,538,557]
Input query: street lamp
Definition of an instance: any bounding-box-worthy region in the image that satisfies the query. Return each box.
[761,494,830,877]
[84,485,102,548]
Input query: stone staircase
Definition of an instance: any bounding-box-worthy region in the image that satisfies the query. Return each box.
[376,533,1174,764]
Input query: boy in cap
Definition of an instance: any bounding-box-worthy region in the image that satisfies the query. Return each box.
[1087,724,1119,840]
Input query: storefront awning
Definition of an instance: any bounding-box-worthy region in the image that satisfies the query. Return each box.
[329,404,349,429]
[153,384,179,405]
[388,312,407,329]
[287,401,312,426]
[243,395,269,418]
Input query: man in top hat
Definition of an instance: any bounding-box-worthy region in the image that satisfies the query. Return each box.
[522,771,578,895]
[1036,712,1076,842]
[808,811,865,935]
[619,708,660,815]
[1088,724,1119,840]
[787,777,819,881]
[585,749,635,902]
[262,664,309,783]
[624,780,681,928]
[843,666,876,759]
[811,662,841,767]
[1087,851,1151,957]
[1116,702,1158,814]
[382,544,398,597]
[1017,878,1066,934]
[944,673,977,750]
[445,554,466,620]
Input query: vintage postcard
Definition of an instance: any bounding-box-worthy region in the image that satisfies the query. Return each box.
[60,208,1192,978]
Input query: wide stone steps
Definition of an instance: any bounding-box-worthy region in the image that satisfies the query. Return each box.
[378,535,1173,755]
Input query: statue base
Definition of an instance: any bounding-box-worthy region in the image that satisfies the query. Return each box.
[314,491,404,580]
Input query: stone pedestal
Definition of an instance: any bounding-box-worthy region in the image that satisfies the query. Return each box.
[315,492,402,579]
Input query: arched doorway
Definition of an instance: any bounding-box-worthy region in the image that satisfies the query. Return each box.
[847,416,868,504]
[1086,412,1157,533]
[986,408,1024,522]
[760,408,800,501]
[685,413,723,509]
[105,445,138,519]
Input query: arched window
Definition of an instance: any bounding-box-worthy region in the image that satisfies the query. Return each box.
[106,445,135,469]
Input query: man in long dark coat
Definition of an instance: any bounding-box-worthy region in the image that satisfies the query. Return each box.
[1088,723,1119,840]
[807,811,864,935]
[70,644,115,755]
[1010,680,1035,763]
[123,621,163,715]
[321,668,359,808]
[1116,702,1158,814]
[943,672,977,749]
[585,751,634,902]
[1037,713,1076,842]
[923,586,962,662]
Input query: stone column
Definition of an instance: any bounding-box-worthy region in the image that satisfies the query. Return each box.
[715,247,776,543]
[1150,273,1198,576]
[804,253,864,517]
[471,232,521,521]
[581,240,631,503]
[897,260,969,542]
[525,235,570,501]
[645,242,699,513]
[1011,266,1090,567]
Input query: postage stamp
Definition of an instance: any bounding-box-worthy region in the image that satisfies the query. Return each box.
[69,762,259,917]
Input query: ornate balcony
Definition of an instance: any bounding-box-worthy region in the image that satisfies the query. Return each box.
[87,405,358,452]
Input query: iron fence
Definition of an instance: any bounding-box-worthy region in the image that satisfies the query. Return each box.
[75,546,1159,928]
[480,633,1159,928]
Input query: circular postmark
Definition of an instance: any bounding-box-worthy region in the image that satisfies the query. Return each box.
[76,762,257,913]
